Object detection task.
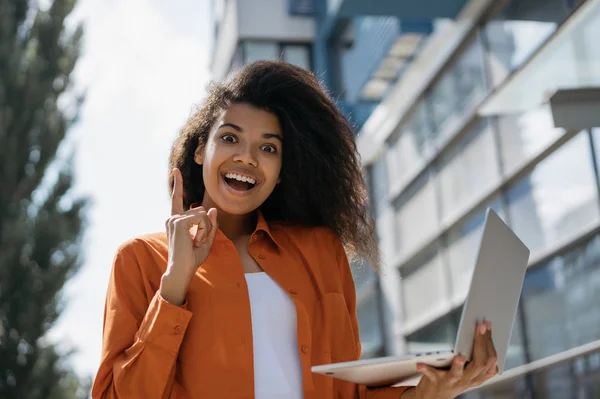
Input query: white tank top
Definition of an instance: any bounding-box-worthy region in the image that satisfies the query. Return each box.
[245,272,303,399]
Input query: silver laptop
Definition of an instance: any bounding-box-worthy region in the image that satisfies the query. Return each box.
[312,208,530,387]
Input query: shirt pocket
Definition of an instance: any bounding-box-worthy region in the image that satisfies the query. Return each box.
[316,292,358,363]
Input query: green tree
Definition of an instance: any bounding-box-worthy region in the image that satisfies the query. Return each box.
[0,0,89,397]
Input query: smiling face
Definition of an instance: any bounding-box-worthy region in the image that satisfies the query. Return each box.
[195,102,283,215]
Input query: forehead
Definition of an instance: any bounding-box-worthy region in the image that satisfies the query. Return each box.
[218,103,281,134]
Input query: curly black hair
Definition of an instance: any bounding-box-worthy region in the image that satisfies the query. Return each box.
[169,60,379,267]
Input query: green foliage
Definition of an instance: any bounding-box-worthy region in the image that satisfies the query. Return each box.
[0,0,89,397]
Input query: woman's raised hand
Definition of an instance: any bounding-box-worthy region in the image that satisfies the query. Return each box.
[159,168,218,305]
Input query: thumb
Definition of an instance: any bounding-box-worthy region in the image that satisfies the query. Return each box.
[205,208,219,243]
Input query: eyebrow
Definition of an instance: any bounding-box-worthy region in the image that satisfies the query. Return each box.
[218,122,282,142]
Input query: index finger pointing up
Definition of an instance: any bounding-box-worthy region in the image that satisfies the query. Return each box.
[171,168,185,215]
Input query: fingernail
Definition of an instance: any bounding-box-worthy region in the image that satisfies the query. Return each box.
[487,321,492,331]
[480,324,487,335]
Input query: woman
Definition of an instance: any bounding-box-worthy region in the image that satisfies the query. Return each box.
[92,60,498,399]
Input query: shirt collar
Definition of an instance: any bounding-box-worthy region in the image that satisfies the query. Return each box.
[190,203,279,248]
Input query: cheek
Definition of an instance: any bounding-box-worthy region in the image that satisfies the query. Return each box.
[265,158,282,184]
[202,143,221,174]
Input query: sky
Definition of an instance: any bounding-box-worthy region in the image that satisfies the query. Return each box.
[46,0,212,377]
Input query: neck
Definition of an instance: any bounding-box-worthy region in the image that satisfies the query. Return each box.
[216,210,256,240]
[201,197,256,240]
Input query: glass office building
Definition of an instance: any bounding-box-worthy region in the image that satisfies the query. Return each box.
[210,0,600,396]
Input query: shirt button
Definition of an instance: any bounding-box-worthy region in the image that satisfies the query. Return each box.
[289,289,298,295]
[174,325,183,335]
[258,253,266,259]
[301,345,309,354]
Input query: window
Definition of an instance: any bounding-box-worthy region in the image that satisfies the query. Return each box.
[428,37,489,145]
[356,285,384,357]
[350,260,377,292]
[368,156,388,217]
[521,234,600,361]
[400,244,449,331]
[241,41,312,70]
[405,309,460,355]
[243,41,279,63]
[386,100,434,190]
[482,0,568,87]
[466,354,600,398]
[230,44,245,74]
[496,106,565,175]
[394,172,438,257]
[591,128,600,175]
[437,119,501,222]
[506,132,600,255]
[282,45,311,70]
[445,200,504,304]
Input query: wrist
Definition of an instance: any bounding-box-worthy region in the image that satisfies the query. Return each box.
[159,272,190,306]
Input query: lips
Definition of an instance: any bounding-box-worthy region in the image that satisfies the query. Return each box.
[221,171,260,193]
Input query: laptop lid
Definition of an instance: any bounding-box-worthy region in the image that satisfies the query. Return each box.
[453,208,530,373]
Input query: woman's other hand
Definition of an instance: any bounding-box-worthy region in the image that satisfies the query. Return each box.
[407,321,498,399]
[160,168,218,305]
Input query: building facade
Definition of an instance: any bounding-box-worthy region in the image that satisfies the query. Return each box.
[209,0,600,397]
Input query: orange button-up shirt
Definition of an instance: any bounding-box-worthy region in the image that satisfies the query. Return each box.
[92,213,411,398]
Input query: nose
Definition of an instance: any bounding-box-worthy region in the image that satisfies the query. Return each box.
[232,145,258,167]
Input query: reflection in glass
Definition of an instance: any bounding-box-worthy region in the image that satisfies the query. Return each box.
[394,172,438,257]
[405,308,460,354]
[400,245,448,329]
[483,20,556,87]
[282,45,311,70]
[506,132,599,255]
[350,260,377,292]
[428,37,488,144]
[437,119,500,222]
[463,352,600,399]
[243,41,279,63]
[230,44,245,74]
[368,155,388,217]
[356,285,384,357]
[386,101,434,189]
[478,0,600,114]
[496,106,565,175]
[481,0,582,89]
[521,234,600,362]
[504,310,526,370]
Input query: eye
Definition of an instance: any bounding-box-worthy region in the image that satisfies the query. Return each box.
[220,134,237,143]
[261,144,277,154]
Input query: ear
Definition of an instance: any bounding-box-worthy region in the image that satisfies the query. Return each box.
[194,143,204,165]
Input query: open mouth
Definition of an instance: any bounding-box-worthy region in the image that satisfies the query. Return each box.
[223,172,258,192]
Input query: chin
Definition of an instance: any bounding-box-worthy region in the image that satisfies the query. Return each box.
[218,202,260,216]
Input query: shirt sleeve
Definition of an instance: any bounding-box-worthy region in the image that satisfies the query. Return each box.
[333,235,414,399]
[91,242,192,399]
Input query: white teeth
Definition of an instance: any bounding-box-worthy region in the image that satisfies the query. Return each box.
[225,173,256,185]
